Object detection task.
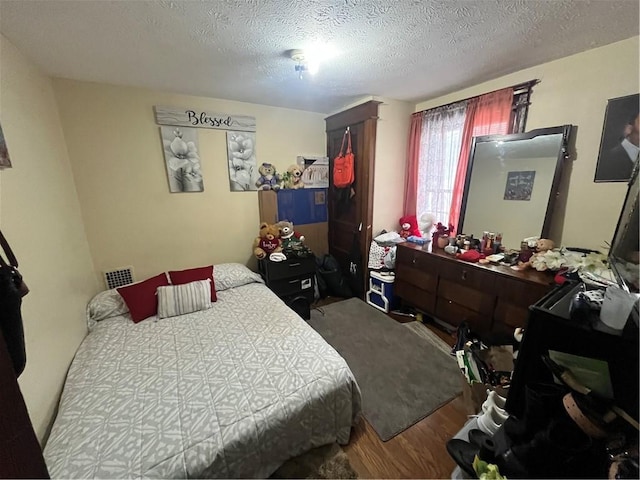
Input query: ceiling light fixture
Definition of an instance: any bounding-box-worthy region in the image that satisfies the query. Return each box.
[288,44,338,79]
[290,49,311,79]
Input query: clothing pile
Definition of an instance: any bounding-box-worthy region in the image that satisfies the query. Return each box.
[367,231,404,270]
[447,357,639,479]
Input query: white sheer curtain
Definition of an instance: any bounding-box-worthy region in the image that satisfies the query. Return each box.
[416,101,467,225]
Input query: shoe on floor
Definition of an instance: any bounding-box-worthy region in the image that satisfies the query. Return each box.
[446,439,479,477]
[476,405,509,435]
[468,428,492,447]
[481,390,507,413]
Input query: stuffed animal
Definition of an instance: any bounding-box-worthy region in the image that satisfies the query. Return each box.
[513,238,555,270]
[282,165,305,189]
[253,222,282,260]
[276,220,305,243]
[399,215,421,239]
[276,220,312,258]
[255,163,281,190]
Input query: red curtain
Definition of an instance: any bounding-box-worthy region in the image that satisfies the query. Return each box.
[448,88,514,230]
[403,112,423,217]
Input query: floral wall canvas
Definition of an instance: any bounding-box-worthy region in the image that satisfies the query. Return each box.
[160,126,204,192]
[227,131,258,191]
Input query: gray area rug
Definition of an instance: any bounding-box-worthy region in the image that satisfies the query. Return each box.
[403,321,453,357]
[270,443,357,479]
[309,298,462,441]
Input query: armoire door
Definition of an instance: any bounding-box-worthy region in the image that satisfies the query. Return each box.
[325,101,380,297]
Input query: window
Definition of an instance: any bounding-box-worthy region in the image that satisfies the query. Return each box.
[416,103,467,224]
[409,82,535,226]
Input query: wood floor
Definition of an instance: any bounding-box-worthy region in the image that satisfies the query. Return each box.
[342,320,476,479]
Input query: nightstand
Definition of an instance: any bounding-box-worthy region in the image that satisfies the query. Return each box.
[258,257,316,319]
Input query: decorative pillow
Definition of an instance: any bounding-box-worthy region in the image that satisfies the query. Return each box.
[157,279,212,319]
[213,263,264,291]
[168,265,217,302]
[86,289,129,326]
[116,273,169,323]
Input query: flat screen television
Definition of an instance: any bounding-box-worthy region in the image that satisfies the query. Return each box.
[609,158,640,293]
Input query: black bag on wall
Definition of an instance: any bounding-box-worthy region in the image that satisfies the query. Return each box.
[0,230,28,377]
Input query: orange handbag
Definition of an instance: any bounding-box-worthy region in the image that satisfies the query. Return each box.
[333,128,354,188]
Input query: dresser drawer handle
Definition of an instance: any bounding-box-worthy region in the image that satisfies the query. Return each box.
[412,257,417,264]
[289,262,301,267]
[288,279,299,284]
[461,270,468,281]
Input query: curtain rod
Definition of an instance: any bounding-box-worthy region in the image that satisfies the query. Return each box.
[416,79,540,114]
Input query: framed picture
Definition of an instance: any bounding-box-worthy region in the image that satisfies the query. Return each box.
[504,171,536,201]
[594,93,639,183]
[160,126,204,192]
[226,131,258,191]
[0,122,12,169]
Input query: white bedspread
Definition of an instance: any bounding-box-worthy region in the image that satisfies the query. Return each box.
[44,282,361,478]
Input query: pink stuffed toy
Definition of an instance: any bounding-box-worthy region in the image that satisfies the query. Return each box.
[399,215,422,239]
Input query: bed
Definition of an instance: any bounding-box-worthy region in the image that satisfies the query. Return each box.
[43,263,361,478]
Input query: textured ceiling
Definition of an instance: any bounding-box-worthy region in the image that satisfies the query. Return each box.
[0,0,638,114]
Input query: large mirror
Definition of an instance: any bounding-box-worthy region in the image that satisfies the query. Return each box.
[458,125,573,250]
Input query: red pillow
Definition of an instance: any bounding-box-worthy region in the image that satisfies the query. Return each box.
[168,265,217,302]
[116,273,169,323]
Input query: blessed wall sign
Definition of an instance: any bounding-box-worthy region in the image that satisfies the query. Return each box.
[154,105,256,132]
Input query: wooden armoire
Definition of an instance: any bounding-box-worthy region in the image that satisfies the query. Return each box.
[325,100,380,297]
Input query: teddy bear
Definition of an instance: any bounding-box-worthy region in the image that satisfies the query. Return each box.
[276,220,312,258]
[276,220,305,244]
[281,165,305,189]
[255,163,281,190]
[399,215,422,239]
[513,238,555,270]
[253,222,282,260]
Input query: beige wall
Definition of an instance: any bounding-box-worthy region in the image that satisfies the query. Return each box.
[52,79,326,283]
[0,35,97,441]
[372,97,413,234]
[415,36,640,251]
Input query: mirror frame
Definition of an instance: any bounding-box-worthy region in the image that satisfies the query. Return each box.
[457,124,573,240]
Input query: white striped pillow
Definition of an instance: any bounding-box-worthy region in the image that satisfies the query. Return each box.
[156,279,212,319]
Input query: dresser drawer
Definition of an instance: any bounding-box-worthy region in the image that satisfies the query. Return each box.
[260,257,315,281]
[395,280,436,313]
[435,297,491,334]
[494,301,530,330]
[396,263,438,293]
[269,275,314,297]
[396,245,440,272]
[494,277,551,307]
[438,278,495,315]
[438,261,495,292]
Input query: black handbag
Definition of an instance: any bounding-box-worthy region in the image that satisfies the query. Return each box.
[0,230,28,376]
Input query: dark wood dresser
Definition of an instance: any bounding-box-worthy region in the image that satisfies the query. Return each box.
[395,243,556,338]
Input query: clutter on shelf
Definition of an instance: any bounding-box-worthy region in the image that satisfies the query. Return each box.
[432,222,455,249]
[367,230,405,270]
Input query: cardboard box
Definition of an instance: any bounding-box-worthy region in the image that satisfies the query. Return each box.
[295,223,328,257]
[297,156,329,188]
[258,190,328,256]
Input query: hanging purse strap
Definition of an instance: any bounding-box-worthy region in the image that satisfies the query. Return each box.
[0,230,19,268]
[338,127,351,157]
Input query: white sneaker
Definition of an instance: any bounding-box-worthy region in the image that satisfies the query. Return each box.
[481,390,507,413]
[476,405,509,435]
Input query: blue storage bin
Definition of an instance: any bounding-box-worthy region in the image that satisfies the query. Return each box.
[366,271,399,313]
[276,189,328,225]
